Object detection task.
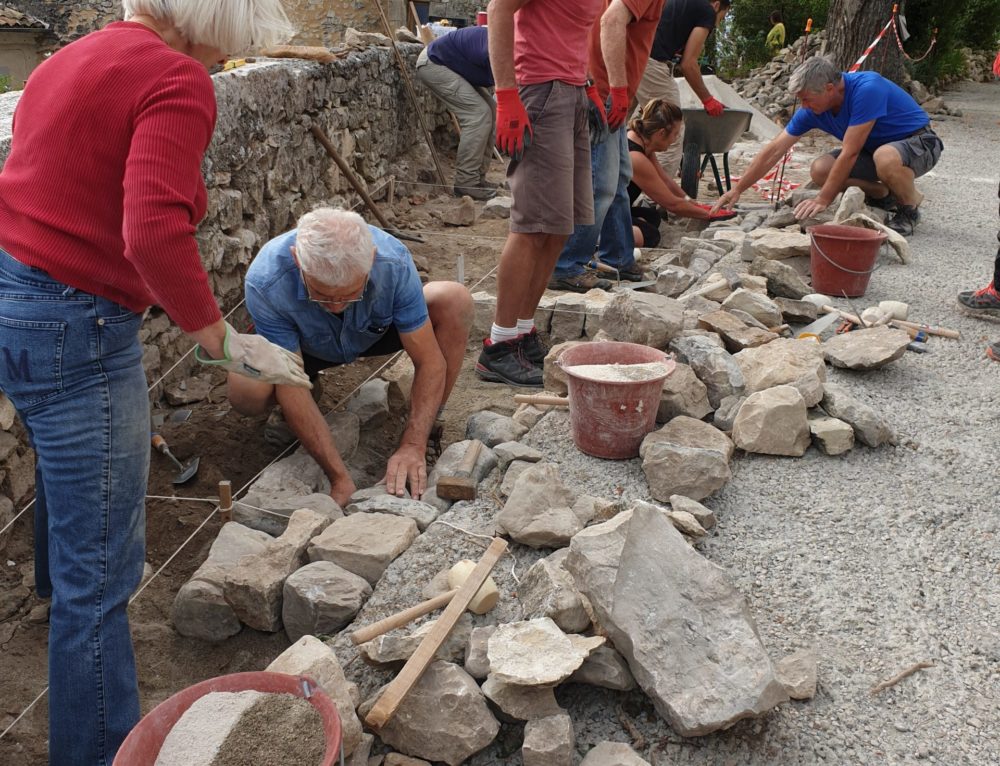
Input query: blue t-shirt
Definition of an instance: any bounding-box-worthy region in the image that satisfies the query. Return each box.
[426,26,494,88]
[245,226,428,364]
[786,71,929,153]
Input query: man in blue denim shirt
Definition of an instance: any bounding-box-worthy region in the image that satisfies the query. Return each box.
[229,208,473,505]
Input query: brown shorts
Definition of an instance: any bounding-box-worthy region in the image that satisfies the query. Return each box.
[508,81,594,236]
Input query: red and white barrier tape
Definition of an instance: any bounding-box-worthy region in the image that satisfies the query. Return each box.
[848,15,895,72]
[892,17,937,63]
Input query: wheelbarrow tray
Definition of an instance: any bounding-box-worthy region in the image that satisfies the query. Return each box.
[681,108,753,154]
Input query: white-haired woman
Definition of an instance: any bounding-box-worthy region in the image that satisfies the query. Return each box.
[0,2,308,762]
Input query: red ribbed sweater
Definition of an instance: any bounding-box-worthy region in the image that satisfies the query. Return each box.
[0,21,222,332]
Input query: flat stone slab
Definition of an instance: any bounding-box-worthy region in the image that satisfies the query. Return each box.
[823,326,911,370]
[344,494,438,531]
[487,618,604,686]
[308,512,419,585]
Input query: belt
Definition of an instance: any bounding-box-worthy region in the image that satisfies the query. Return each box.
[908,125,933,138]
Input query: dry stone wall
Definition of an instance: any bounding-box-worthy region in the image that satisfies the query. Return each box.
[0,46,451,510]
[11,0,119,51]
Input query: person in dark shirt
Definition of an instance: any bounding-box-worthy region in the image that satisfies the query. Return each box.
[416,26,497,199]
[634,0,732,178]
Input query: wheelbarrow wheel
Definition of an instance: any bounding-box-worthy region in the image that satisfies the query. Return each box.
[681,143,701,199]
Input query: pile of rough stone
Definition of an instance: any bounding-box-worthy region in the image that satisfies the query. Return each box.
[733,31,959,121]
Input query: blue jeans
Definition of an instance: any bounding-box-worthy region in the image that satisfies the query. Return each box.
[0,249,148,766]
[553,126,636,278]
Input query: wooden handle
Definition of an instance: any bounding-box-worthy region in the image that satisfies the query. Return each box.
[151,433,166,452]
[219,480,233,524]
[365,538,508,729]
[350,589,457,645]
[513,394,570,407]
[456,440,484,478]
[822,304,960,339]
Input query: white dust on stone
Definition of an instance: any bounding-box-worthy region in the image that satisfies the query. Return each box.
[564,362,671,383]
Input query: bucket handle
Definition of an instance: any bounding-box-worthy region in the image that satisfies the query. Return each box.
[555,350,673,371]
[810,233,884,276]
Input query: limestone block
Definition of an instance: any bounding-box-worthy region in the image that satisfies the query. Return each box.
[440,196,479,227]
[487,618,604,685]
[500,460,532,497]
[669,335,745,408]
[549,293,588,344]
[580,741,652,765]
[492,441,544,470]
[734,338,827,407]
[496,462,581,548]
[641,441,731,502]
[464,625,497,679]
[732,385,810,457]
[820,383,895,447]
[344,494,438,531]
[749,257,812,299]
[834,187,866,223]
[282,561,372,643]
[359,662,499,766]
[427,439,497,490]
[518,554,590,633]
[713,394,746,432]
[567,645,636,691]
[601,291,684,349]
[822,326,911,370]
[523,713,574,766]
[267,636,364,756]
[172,522,273,641]
[697,310,778,352]
[808,414,854,455]
[235,491,342,537]
[308,512,419,585]
[345,379,390,429]
[774,297,818,323]
[535,294,556,336]
[465,410,528,447]
[565,505,788,737]
[512,403,549,429]
[722,289,783,327]
[582,289,615,339]
[483,196,512,219]
[668,509,707,537]
[482,675,563,721]
[543,340,588,396]
[154,690,263,765]
[641,416,734,461]
[657,362,712,423]
[385,755,432,766]
[669,495,717,530]
[775,649,818,700]
[358,613,472,666]
[656,264,697,297]
[472,291,496,341]
[749,228,812,260]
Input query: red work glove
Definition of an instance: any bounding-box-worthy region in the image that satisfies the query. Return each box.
[993,49,1000,77]
[701,96,725,117]
[495,87,532,161]
[606,86,630,130]
[585,84,609,145]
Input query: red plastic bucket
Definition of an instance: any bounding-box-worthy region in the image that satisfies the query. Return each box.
[113,672,343,766]
[558,342,675,460]
[476,11,488,25]
[808,223,887,298]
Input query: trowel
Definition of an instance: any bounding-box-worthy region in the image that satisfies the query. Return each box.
[151,433,200,485]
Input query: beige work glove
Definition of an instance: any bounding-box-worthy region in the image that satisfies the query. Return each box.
[195,322,311,387]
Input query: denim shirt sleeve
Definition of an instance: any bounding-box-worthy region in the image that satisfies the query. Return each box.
[376,234,428,335]
[246,280,302,353]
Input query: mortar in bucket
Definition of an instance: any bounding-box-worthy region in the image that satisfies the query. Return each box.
[808,223,887,297]
[112,671,343,766]
[557,341,675,459]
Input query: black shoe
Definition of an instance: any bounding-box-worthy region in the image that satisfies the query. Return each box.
[547,271,613,293]
[519,329,549,366]
[475,338,543,387]
[865,192,899,211]
[612,263,649,282]
[264,407,297,450]
[453,184,496,201]
[886,205,920,236]
[958,282,1000,314]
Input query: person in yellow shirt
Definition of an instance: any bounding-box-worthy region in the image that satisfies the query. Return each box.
[766,11,785,57]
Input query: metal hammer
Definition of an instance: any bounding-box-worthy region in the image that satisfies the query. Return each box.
[435,440,484,501]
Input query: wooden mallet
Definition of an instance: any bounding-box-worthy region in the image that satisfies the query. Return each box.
[350,559,500,645]
[435,440,484,501]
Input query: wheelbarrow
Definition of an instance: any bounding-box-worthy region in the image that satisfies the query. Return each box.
[679,108,753,199]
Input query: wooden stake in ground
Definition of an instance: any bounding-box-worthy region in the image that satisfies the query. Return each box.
[371,0,448,187]
[364,537,508,729]
[218,480,233,523]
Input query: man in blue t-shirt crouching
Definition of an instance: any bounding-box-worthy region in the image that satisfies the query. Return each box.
[228,208,473,506]
[713,56,943,236]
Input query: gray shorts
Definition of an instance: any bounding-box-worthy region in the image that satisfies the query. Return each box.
[508,81,594,236]
[829,126,943,182]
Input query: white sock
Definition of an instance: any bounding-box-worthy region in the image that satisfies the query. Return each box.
[490,323,519,344]
[516,318,535,335]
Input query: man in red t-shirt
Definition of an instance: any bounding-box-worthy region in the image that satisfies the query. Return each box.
[549,0,666,292]
[475,0,605,387]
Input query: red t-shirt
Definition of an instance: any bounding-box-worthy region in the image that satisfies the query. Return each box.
[0,21,222,332]
[514,0,606,86]
[589,0,666,102]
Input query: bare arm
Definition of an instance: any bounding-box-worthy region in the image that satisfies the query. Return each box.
[383,322,447,499]
[630,150,710,218]
[712,130,800,211]
[188,319,226,359]
[795,120,875,219]
[275,382,356,506]
[678,26,712,102]
[487,0,533,88]
[600,0,633,89]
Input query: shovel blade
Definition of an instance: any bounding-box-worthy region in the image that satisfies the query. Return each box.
[172,457,200,485]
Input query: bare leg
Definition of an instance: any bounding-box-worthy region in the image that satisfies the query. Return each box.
[227,373,276,415]
[494,231,568,327]
[422,281,473,405]
[873,144,923,207]
[810,154,889,199]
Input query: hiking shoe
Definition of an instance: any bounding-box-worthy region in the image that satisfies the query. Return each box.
[865,192,899,211]
[987,342,1000,362]
[454,184,496,201]
[958,282,1000,314]
[264,406,297,450]
[886,205,920,236]
[548,271,613,293]
[612,263,649,282]
[519,329,549,366]
[475,338,543,387]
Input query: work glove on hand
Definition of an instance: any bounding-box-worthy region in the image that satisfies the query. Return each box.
[495,87,532,161]
[195,322,311,387]
[585,83,609,145]
[701,96,725,117]
[606,86,630,130]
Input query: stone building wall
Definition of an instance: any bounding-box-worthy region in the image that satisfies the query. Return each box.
[428,0,483,24]
[0,45,450,515]
[12,0,119,51]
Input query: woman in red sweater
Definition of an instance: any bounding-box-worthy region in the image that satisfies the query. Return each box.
[0,2,307,763]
